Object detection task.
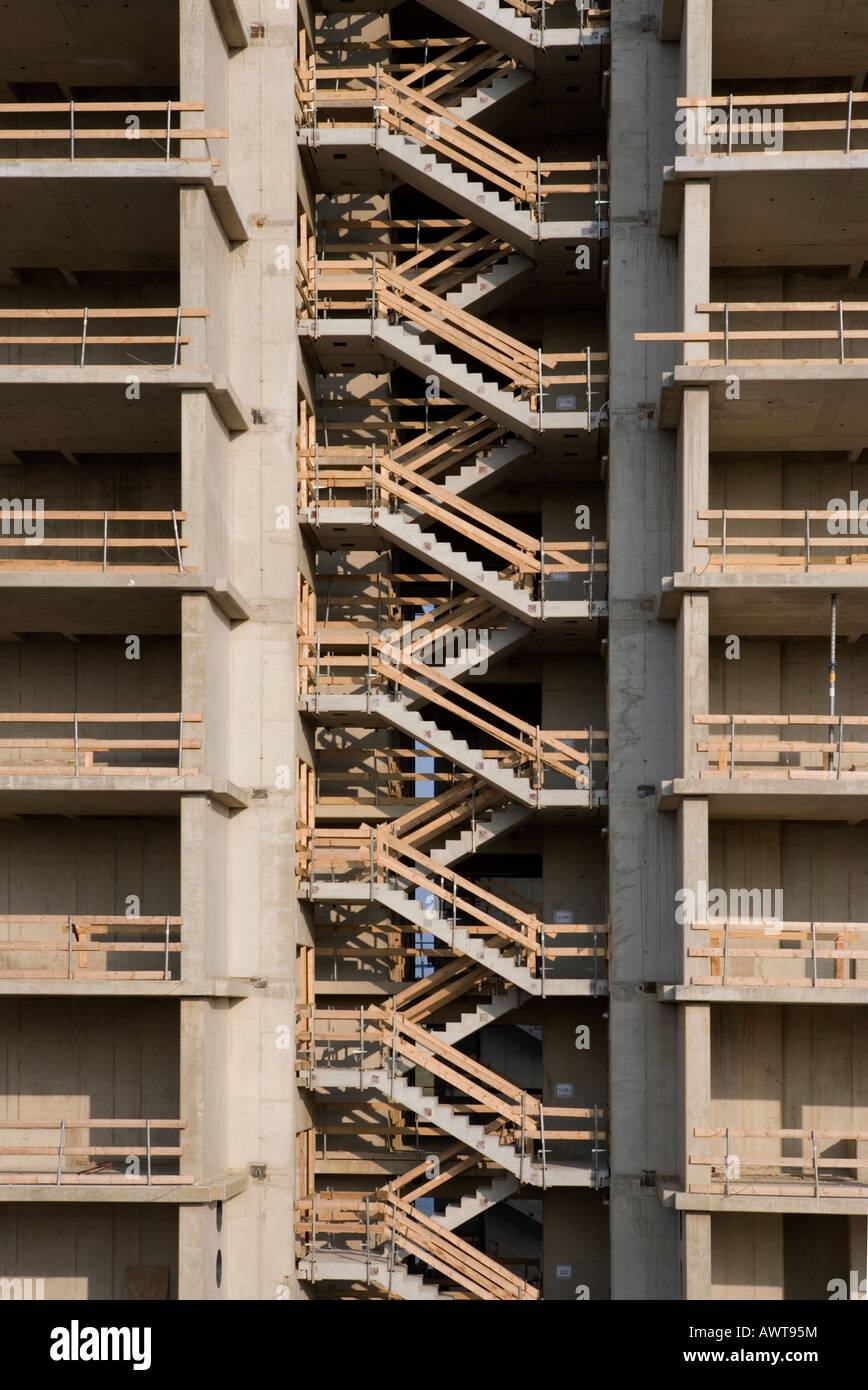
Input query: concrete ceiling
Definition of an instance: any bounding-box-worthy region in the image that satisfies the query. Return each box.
[713,1,868,82]
[0,179,178,271]
[708,168,868,269]
[662,370,868,453]
[0,587,181,634]
[0,1,178,89]
[0,384,180,451]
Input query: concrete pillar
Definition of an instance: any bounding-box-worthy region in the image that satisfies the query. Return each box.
[679,184,711,361]
[679,1003,710,1198]
[680,0,713,99]
[678,797,709,981]
[678,386,710,572]
[677,593,709,779]
[683,1212,712,1298]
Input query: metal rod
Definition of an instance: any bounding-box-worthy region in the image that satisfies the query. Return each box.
[722,919,729,985]
[811,920,817,986]
[586,344,592,420]
[539,1104,547,1188]
[812,1130,819,1198]
[164,914,171,980]
[359,1004,365,1090]
[365,1196,371,1283]
[102,510,108,571]
[146,1119,152,1186]
[839,300,846,364]
[369,826,375,901]
[588,535,596,604]
[846,91,853,154]
[539,535,545,617]
[829,591,838,771]
[727,94,733,155]
[540,921,547,999]
[370,255,377,337]
[56,1120,66,1185]
[724,304,729,365]
[721,508,727,572]
[535,723,542,791]
[535,155,542,228]
[70,101,75,161]
[74,713,79,776]
[729,713,735,779]
[837,713,844,780]
[68,915,74,980]
[172,306,182,367]
[537,347,543,430]
[166,100,173,161]
[587,724,594,797]
[177,712,184,775]
[805,509,811,572]
[172,509,183,572]
[725,1126,731,1196]
[80,306,88,367]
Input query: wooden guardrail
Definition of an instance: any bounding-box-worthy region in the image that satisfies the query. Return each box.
[636,300,868,365]
[677,91,868,155]
[0,306,208,366]
[297,1002,605,1149]
[298,630,607,789]
[0,915,182,980]
[298,449,606,589]
[693,509,868,572]
[296,1191,539,1300]
[690,1127,868,1197]
[0,1119,190,1185]
[694,713,868,779]
[0,100,227,160]
[295,58,608,220]
[0,712,202,775]
[688,920,868,988]
[0,509,189,571]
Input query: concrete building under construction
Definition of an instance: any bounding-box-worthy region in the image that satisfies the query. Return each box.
[0,0,866,1302]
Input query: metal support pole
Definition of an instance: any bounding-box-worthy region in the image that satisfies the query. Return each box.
[70,101,75,161]
[537,347,543,430]
[310,1189,317,1283]
[721,509,727,573]
[586,344,592,420]
[724,304,729,365]
[177,712,184,776]
[315,631,322,712]
[146,1119,152,1186]
[540,922,547,999]
[369,826,375,902]
[846,91,853,154]
[370,256,377,338]
[587,724,594,796]
[539,1105,547,1188]
[374,63,381,149]
[727,94,733,155]
[829,592,838,771]
[164,914,171,980]
[722,919,729,985]
[729,713,735,779]
[588,535,595,605]
[172,509,183,572]
[812,1130,820,1198]
[535,155,542,228]
[805,509,811,572]
[535,723,542,791]
[811,919,817,986]
[166,100,173,162]
[80,307,88,367]
[102,510,108,571]
[74,713,79,776]
[724,1127,731,1196]
[539,536,545,617]
[68,915,74,980]
[837,714,844,780]
[56,1120,66,1185]
[172,306,182,368]
[370,442,377,519]
[359,1004,365,1089]
[839,300,846,364]
[365,1197,372,1282]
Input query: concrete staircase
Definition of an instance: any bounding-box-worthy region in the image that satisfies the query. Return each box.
[439,435,532,500]
[444,65,534,127]
[410,617,530,684]
[415,0,607,69]
[433,1174,521,1229]
[298,1249,455,1300]
[443,253,534,314]
[430,799,533,866]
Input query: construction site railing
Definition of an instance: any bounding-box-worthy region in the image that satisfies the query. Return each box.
[0,1119,190,1185]
[695,713,868,779]
[0,712,202,775]
[693,509,868,573]
[297,1004,605,1151]
[0,101,227,160]
[296,1192,539,1300]
[0,915,182,981]
[688,919,868,989]
[690,1127,868,1198]
[299,631,607,789]
[636,300,868,365]
[677,91,868,155]
[0,509,189,572]
[296,63,608,220]
[0,307,208,367]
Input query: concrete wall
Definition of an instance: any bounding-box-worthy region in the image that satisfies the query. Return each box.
[0,1205,178,1300]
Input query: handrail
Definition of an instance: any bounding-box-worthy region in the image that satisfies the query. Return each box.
[0,1118,190,1185]
[676,90,868,155]
[694,508,868,573]
[0,711,202,775]
[695,712,868,778]
[296,63,608,214]
[636,300,868,365]
[0,915,182,981]
[688,919,868,988]
[0,307,208,365]
[690,1127,868,1197]
[0,509,190,572]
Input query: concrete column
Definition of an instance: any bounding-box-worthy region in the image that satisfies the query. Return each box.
[678,797,708,982]
[680,0,713,99]
[683,1212,712,1298]
[678,386,709,572]
[679,184,711,361]
[677,593,709,779]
